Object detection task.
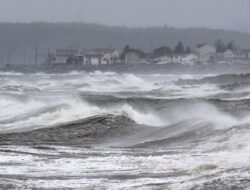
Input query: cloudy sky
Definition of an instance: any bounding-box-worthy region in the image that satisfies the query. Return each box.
[0,0,249,32]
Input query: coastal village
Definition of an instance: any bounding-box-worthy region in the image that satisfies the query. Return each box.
[50,41,250,66]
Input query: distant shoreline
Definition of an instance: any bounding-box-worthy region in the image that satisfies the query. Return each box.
[1,63,250,75]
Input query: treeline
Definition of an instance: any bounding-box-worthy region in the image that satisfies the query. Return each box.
[1,22,250,64]
[120,45,146,59]
[152,42,191,57]
[120,42,191,59]
[214,39,238,53]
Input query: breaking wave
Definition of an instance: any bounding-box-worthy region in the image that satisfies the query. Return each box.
[2,71,250,189]
[1,91,250,150]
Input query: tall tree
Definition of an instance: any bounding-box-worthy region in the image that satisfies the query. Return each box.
[174,42,185,54]
[120,45,130,60]
[153,46,172,57]
[215,39,226,53]
[227,40,236,50]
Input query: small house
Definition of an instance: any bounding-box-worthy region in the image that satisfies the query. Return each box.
[195,44,216,56]
[156,55,172,64]
[172,55,183,64]
[195,44,216,64]
[224,49,235,58]
[224,49,248,59]
[182,54,198,66]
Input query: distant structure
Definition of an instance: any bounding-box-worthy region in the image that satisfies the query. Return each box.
[84,52,103,65]
[195,44,216,64]
[172,55,183,64]
[224,49,250,59]
[93,49,120,64]
[53,48,120,65]
[155,56,172,65]
[125,51,141,64]
[51,42,250,67]
[182,54,198,66]
[155,53,198,66]
[55,49,80,64]
[224,49,235,58]
[221,49,250,64]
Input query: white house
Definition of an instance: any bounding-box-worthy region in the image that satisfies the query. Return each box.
[156,56,172,64]
[172,55,183,64]
[235,50,248,59]
[182,54,198,66]
[224,49,235,58]
[125,51,140,64]
[195,44,216,64]
[93,49,120,64]
[224,49,249,59]
[195,44,216,56]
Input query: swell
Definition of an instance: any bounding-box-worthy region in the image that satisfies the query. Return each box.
[107,119,218,148]
[80,94,250,114]
[0,104,69,125]
[1,93,249,132]
[0,114,224,149]
[0,72,250,149]
[176,73,250,86]
[0,114,140,146]
[0,85,42,93]
[0,108,248,151]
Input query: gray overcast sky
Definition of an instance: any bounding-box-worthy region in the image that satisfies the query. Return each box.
[0,0,250,32]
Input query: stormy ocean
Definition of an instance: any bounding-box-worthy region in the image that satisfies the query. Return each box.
[1,70,250,190]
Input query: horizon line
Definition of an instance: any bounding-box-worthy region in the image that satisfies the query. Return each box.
[0,21,249,34]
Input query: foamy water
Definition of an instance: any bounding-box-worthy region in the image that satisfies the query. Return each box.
[0,71,250,189]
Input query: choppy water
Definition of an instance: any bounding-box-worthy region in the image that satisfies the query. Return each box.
[1,71,250,189]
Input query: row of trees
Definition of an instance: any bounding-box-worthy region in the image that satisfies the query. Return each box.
[214,39,237,53]
[153,42,191,58]
[121,39,239,59]
[149,39,238,58]
[121,42,191,59]
[120,45,146,59]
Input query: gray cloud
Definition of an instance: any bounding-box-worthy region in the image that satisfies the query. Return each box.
[0,0,249,32]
